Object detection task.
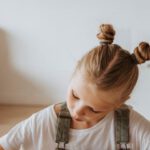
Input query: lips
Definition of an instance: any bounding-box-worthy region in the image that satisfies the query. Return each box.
[74,118,83,121]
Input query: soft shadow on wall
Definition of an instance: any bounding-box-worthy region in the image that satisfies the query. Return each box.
[0,29,51,106]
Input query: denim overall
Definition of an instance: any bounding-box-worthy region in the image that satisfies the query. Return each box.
[55,102,130,150]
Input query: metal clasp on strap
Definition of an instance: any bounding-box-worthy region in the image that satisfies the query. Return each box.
[56,142,66,150]
[116,143,131,150]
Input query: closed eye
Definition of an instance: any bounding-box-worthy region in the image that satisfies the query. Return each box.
[72,89,107,114]
[72,90,79,99]
[89,107,102,114]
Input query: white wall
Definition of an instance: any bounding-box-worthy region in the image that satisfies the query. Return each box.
[0,0,150,120]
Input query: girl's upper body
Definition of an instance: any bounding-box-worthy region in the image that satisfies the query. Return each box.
[0,24,150,150]
[0,102,149,150]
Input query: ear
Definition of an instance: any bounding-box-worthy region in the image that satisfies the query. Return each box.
[123,95,130,101]
[114,95,130,109]
[114,102,123,109]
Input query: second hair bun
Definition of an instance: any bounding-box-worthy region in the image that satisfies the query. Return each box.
[133,42,150,64]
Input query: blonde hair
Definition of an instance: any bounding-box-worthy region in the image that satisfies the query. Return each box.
[72,24,150,98]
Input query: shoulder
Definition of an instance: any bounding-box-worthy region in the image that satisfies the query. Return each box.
[129,106,150,127]
[31,102,64,128]
[128,105,150,147]
[30,104,56,125]
[54,103,62,116]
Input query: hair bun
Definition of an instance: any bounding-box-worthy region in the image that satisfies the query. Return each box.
[133,42,150,64]
[97,24,116,44]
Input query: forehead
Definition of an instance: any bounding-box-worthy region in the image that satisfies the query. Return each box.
[70,73,123,109]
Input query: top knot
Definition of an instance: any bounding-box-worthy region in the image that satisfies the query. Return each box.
[133,42,150,64]
[97,24,116,45]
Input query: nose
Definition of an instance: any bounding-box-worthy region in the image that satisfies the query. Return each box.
[74,109,84,118]
[73,101,85,117]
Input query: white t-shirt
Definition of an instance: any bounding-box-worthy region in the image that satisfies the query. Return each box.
[0,103,149,150]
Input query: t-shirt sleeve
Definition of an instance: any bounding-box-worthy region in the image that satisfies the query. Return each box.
[0,105,55,150]
[130,108,150,149]
[0,114,34,150]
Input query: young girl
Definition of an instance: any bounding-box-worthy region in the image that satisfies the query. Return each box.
[0,24,150,150]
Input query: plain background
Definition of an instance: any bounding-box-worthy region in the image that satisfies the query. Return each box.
[0,0,150,120]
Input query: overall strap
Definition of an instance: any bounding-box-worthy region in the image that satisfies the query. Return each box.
[55,102,72,150]
[114,104,130,150]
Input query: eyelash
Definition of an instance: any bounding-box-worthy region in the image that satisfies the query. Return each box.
[72,91,79,99]
[89,108,101,114]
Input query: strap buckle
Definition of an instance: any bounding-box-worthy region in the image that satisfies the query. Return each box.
[116,143,131,150]
[56,142,66,150]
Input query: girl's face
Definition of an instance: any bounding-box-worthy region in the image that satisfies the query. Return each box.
[66,72,129,125]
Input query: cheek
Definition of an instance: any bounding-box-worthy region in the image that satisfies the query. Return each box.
[66,91,74,109]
